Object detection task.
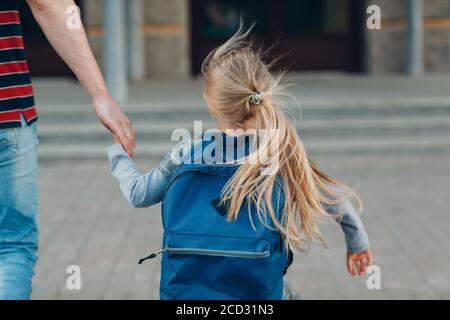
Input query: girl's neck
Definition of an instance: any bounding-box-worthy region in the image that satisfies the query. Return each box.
[217,118,256,135]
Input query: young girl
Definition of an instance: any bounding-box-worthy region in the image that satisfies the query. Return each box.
[108,26,371,300]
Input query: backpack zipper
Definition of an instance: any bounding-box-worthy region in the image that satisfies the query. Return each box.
[138,248,167,264]
[138,247,269,264]
[166,247,270,259]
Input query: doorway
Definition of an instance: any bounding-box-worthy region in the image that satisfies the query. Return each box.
[190,0,365,75]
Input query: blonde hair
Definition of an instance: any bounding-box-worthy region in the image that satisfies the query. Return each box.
[202,25,362,252]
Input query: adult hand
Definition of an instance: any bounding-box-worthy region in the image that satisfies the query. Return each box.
[93,94,136,156]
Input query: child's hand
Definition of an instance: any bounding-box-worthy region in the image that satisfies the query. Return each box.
[347,249,372,276]
[112,133,122,145]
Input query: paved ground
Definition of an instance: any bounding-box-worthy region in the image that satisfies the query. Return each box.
[32,153,450,300]
[27,73,450,299]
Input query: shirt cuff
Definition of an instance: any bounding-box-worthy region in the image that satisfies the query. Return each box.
[347,238,370,254]
[107,144,130,160]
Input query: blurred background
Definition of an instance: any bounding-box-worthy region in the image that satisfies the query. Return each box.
[22,0,450,299]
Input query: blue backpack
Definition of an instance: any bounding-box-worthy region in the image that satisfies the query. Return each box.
[154,161,288,300]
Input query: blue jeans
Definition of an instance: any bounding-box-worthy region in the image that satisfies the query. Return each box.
[0,118,39,300]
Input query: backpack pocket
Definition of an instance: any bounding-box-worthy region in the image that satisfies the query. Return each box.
[162,234,271,300]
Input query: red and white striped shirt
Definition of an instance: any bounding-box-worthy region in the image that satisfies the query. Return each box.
[0,2,37,129]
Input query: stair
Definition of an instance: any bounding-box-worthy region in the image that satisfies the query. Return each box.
[36,100,450,162]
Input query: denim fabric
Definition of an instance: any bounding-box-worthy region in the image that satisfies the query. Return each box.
[108,143,181,207]
[0,118,39,300]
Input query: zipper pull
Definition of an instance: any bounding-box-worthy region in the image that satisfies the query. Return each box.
[138,248,167,264]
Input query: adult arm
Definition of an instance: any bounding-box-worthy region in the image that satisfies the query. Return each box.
[26,0,135,155]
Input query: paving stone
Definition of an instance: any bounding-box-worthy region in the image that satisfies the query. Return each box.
[30,153,450,299]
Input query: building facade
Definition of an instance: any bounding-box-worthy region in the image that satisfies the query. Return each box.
[19,0,450,79]
[367,0,450,73]
[84,0,191,78]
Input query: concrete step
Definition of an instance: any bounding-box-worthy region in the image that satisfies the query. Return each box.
[37,115,450,143]
[37,135,450,162]
[36,98,450,123]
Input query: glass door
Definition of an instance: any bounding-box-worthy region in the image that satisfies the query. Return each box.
[190,0,364,74]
